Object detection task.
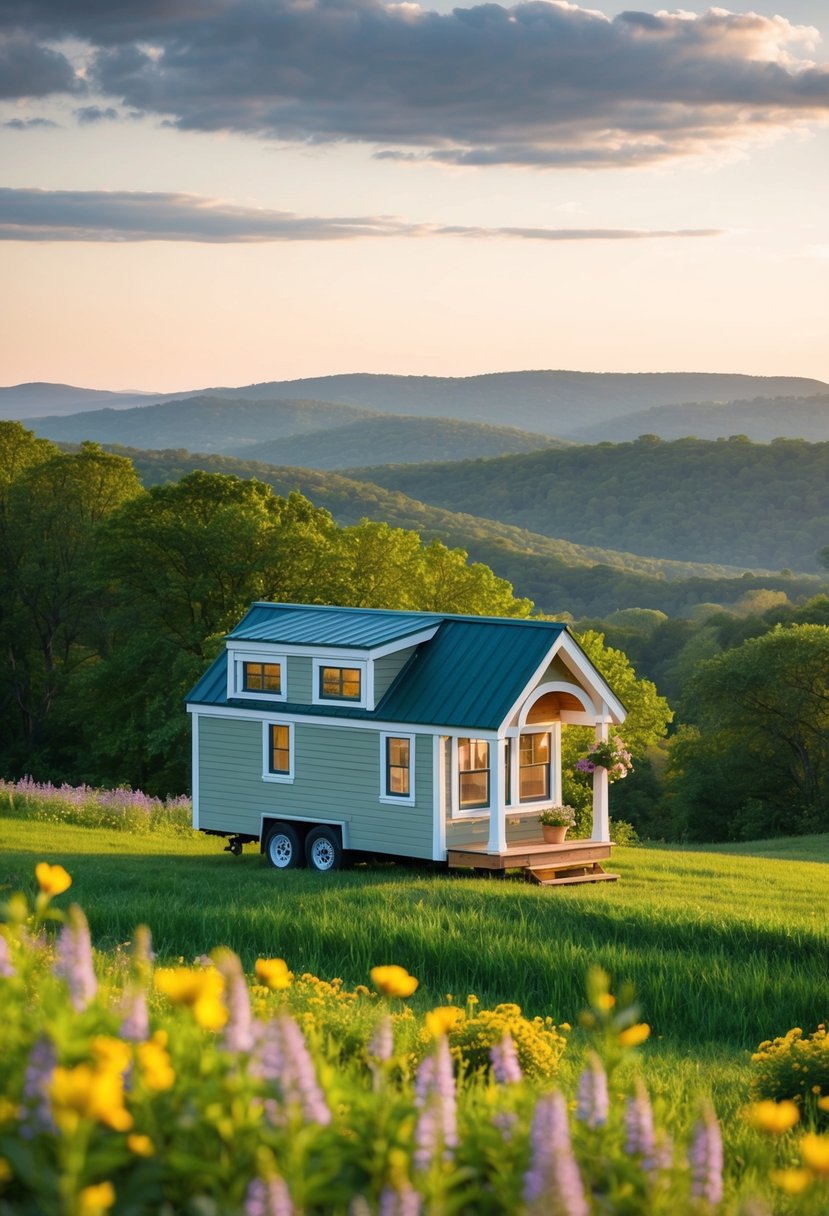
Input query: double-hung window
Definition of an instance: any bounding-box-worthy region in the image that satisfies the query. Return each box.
[262,722,294,782]
[519,732,550,802]
[458,738,490,810]
[380,733,415,804]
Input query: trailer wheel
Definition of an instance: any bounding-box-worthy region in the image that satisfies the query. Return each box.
[305,826,343,873]
[264,822,304,869]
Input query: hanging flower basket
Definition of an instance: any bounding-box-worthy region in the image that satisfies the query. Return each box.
[575,736,633,783]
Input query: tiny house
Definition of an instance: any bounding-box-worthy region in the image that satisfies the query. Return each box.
[186,603,626,885]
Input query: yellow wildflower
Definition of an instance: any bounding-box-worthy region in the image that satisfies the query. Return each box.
[78,1181,115,1216]
[255,958,293,991]
[50,1064,132,1133]
[91,1037,132,1076]
[801,1133,829,1176]
[136,1033,175,1092]
[770,1169,813,1195]
[596,993,616,1011]
[370,966,419,999]
[126,1133,154,1157]
[0,1159,11,1185]
[744,1100,800,1135]
[154,966,227,1030]
[818,1096,829,1113]
[618,1023,651,1048]
[35,862,72,897]
[0,1099,18,1126]
[425,1006,464,1037]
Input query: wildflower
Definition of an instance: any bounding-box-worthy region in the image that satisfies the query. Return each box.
[379,1183,423,1215]
[801,1133,829,1176]
[78,1181,115,1216]
[215,949,255,1053]
[154,965,227,1030]
[369,1016,394,1062]
[119,986,149,1042]
[253,1015,331,1126]
[770,1168,813,1195]
[490,1034,522,1085]
[414,1036,457,1172]
[689,1104,724,1206]
[91,1037,132,1076]
[21,1036,58,1136]
[618,1023,650,1048]
[255,958,293,991]
[744,1100,800,1135]
[0,933,14,979]
[0,1100,17,1126]
[819,1096,829,1113]
[136,1033,175,1092]
[54,906,97,1011]
[576,1053,609,1129]
[244,1176,294,1216]
[371,965,419,998]
[625,1081,656,1171]
[425,1006,463,1038]
[35,862,72,897]
[126,1133,154,1157]
[524,1091,588,1216]
[50,1063,133,1133]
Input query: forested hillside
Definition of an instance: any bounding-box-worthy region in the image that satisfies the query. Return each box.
[571,394,829,443]
[352,436,829,571]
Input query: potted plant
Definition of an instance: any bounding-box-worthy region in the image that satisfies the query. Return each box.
[538,805,576,844]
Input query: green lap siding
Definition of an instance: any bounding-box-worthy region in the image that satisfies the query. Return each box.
[374,648,415,702]
[286,656,313,703]
[197,715,435,859]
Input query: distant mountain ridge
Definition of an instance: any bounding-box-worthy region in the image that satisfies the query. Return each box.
[5,371,828,434]
[571,395,829,443]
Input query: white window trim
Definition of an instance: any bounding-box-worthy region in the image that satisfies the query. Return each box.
[451,735,494,819]
[379,731,416,805]
[312,658,369,709]
[230,651,288,702]
[261,720,295,783]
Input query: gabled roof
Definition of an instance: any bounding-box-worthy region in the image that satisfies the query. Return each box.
[187,604,603,731]
[227,602,442,649]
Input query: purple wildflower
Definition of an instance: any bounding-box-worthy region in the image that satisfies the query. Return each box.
[490,1033,522,1085]
[21,1036,57,1137]
[215,950,255,1054]
[689,1105,724,1207]
[414,1037,457,1171]
[0,933,14,978]
[379,1184,423,1216]
[54,906,96,1011]
[524,1092,588,1216]
[575,1053,609,1129]
[493,1111,518,1141]
[625,1081,656,1172]
[119,986,149,1042]
[253,1015,331,1126]
[244,1176,293,1216]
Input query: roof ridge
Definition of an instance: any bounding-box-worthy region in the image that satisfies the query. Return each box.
[247,601,566,628]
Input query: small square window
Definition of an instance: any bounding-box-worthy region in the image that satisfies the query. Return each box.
[243,661,282,694]
[319,666,362,701]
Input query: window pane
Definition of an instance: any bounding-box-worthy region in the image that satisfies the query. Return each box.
[262,663,281,692]
[458,739,471,769]
[532,733,550,763]
[322,668,340,696]
[270,725,290,774]
[341,669,361,698]
[389,738,409,767]
[520,764,549,800]
[472,740,489,769]
[460,771,489,807]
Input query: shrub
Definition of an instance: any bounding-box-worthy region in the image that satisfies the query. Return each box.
[751,1026,829,1121]
[0,777,192,835]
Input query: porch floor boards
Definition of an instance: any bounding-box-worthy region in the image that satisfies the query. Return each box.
[447,838,617,886]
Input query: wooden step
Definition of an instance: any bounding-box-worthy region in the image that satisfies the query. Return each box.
[527,862,620,887]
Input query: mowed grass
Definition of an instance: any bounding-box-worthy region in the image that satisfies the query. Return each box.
[2,817,826,1061]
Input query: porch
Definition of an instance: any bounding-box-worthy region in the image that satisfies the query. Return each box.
[446,837,618,886]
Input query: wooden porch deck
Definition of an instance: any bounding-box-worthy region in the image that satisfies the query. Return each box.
[447,838,618,887]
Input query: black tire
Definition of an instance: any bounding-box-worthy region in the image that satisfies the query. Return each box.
[305,826,343,873]
[264,822,304,869]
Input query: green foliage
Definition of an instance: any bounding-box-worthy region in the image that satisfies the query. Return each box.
[668,625,829,840]
[750,1026,829,1119]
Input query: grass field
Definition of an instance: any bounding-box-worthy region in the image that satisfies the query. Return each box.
[2,817,826,1058]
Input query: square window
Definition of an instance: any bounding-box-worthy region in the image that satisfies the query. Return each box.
[319,666,362,701]
[242,660,282,694]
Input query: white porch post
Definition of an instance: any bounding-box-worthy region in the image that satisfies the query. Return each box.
[487,737,507,853]
[591,718,610,843]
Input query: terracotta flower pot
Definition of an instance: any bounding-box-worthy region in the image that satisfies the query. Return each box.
[542,824,568,844]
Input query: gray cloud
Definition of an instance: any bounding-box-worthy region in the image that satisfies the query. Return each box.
[0,33,79,99]
[2,3,828,166]
[4,114,58,128]
[73,104,119,123]
[0,187,723,243]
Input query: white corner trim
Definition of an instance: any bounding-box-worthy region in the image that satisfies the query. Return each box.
[191,712,200,830]
[433,735,447,860]
[261,720,295,783]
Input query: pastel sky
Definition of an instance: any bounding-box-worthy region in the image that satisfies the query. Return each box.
[1,0,828,390]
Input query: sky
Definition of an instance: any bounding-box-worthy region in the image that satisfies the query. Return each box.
[1,0,828,391]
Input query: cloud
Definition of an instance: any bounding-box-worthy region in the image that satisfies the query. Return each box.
[0,33,79,99]
[0,187,723,243]
[4,115,58,128]
[73,104,119,124]
[2,2,828,166]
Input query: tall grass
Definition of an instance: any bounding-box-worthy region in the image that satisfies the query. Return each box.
[0,776,191,834]
[2,817,826,1056]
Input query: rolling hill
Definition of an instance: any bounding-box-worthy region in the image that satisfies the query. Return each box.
[349,436,829,572]
[237,415,565,468]
[571,395,829,443]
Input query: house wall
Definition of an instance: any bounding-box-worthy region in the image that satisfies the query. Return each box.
[445,814,544,848]
[286,655,313,703]
[197,714,434,859]
[374,647,415,702]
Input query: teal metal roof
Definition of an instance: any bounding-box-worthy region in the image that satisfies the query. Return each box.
[187,606,570,731]
[227,603,442,649]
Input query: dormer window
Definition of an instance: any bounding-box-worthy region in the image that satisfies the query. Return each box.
[320,666,361,701]
[243,661,282,694]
